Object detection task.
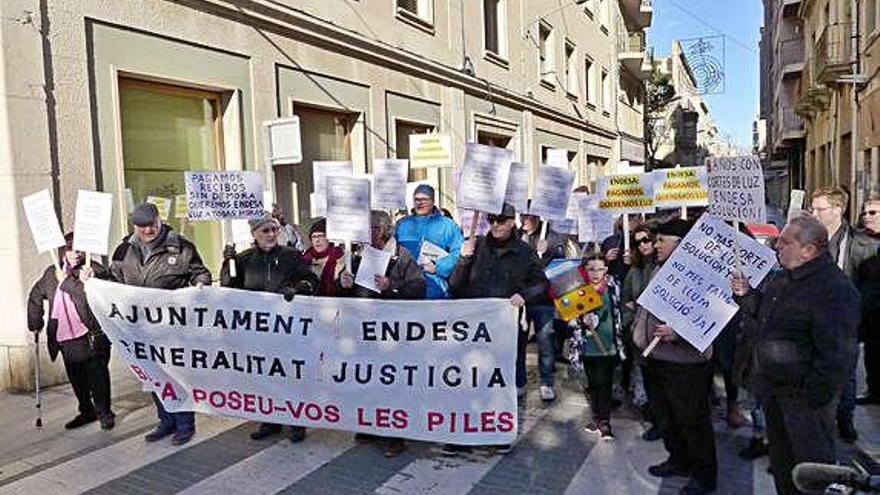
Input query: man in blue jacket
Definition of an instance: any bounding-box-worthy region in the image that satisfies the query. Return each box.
[395,184,464,298]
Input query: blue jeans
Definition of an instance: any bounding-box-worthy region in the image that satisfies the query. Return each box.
[153,394,195,434]
[516,305,557,388]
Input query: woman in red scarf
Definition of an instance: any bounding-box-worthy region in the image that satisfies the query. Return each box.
[302,218,344,296]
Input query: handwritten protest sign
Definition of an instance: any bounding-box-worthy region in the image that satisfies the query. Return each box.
[409,133,452,168]
[73,190,113,256]
[577,195,616,244]
[529,165,575,221]
[456,143,513,214]
[373,159,409,210]
[174,194,188,219]
[504,162,528,213]
[312,161,353,216]
[22,189,65,254]
[457,209,490,237]
[146,195,172,220]
[85,278,518,444]
[637,214,775,353]
[184,171,264,220]
[262,117,302,166]
[597,173,655,214]
[653,167,709,209]
[551,192,586,236]
[707,156,766,223]
[326,175,371,243]
[787,189,805,220]
[546,149,569,167]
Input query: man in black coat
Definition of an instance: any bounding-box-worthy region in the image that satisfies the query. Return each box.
[28,232,114,430]
[448,202,548,455]
[102,203,212,446]
[732,213,860,495]
[220,213,318,443]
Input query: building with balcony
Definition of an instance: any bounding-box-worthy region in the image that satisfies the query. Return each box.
[763,0,880,219]
[0,0,650,390]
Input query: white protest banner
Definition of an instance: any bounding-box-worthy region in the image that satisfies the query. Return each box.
[529,165,575,221]
[706,155,766,223]
[456,143,513,214]
[653,167,709,209]
[409,133,453,169]
[597,173,655,214]
[184,171,264,220]
[373,159,409,210]
[545,149,569,167]
[73,190,113,256]
[230,219,253,245]
[787,189,805,220]
[637,214,776,353]
[312,161,353,216]
[174,194,188,219]
[146,195,172,221]
[504,162,529,213]
[85,279,518,444]
[22,189,66,254]
[457,209,490,237]
[354,246,392,293]
[263,117,302,166]
[551,192,585,236]
[577,195,616,244]
[326,175,371,243]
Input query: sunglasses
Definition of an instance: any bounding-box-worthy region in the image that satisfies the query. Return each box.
[259,226,279,233]
[635,237,654,245]
[486,215,512,224]
[862,210,879,216]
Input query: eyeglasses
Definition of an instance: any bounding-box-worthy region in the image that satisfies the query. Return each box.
[862,210,879,217]
[486,215,512,224]
[413,197,432,203]
[635,237,654,245]
[260,226,279,234]
[808,206,835,214]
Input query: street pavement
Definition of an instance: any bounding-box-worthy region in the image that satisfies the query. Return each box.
[0,346,877,495]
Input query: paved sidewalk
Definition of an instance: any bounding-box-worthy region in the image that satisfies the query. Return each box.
[0,349,877,495]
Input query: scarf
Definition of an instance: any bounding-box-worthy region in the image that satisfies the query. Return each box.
[303,245,344,296]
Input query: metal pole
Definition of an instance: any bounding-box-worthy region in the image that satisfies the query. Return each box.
[850,0,860,220]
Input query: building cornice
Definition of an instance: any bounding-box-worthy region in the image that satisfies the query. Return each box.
[175,0,619,140]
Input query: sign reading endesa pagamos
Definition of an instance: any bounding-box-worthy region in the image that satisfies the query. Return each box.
[597,173,655,214]
[653,167,709,208]
[409,134,453,169]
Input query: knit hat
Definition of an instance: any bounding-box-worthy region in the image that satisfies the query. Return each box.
[309,218,327,236]
[131,202,159,226]
[656,219,692,239]
[413,184,435,200]
[249,213,279,232]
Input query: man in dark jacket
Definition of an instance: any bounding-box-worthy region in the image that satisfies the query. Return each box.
[810,187,876,442]
[105,202,212,446]
[28,233,114,430]
[856,196,880,405]
[732,213,860,495]
[220,213,319,443]
[448,202,548,455]
[338,210,426,456]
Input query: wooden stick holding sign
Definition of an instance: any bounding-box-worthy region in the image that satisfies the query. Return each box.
[344,240,353,274]
[642,334,662,358]
[622,214,631,253]
[537,220,549,259]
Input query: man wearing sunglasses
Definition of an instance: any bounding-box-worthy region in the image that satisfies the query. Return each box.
[448,202,548,455]
[856,196,880,406]
[809,187,876,441]
[220,213,319,443]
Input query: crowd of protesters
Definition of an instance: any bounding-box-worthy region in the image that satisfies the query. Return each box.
[26,182,880,495]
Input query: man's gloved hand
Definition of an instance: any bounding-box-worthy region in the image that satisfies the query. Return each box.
[283,287,297,302]
[291,280,315,297]
[223,245,236,261]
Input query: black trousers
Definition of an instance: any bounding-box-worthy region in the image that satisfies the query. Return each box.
[583,355,619,422]
[866,336,880,397]
[763,395,836,495]
[645,359,717,488]
[59,334,112,418]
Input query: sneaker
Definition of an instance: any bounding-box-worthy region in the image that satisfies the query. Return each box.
[64,413,98,430]
[679,477,715,495]
[516,386,526,398]
[642,425,663,442]
[288,426,306,443]
[383,439,407,457]
[540,385,556,402]
[648,460,690,478]
[838,419,858,443]
[440,444,472,456]
[355,433,379,444]
[584,421,600,434]
[250,423,282,440]
[598,421,614,442]
[171,430,194,446]
[738,436,768,460]
[726,405,748,429]
[99,413,116,431]
[144,425,175,442]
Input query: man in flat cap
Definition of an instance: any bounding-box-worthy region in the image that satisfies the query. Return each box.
[106,202,212,446]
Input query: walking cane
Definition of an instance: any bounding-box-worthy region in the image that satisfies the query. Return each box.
[34,330,43,429]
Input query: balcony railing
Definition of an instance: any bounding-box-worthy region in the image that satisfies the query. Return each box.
[780,108,804,138]
[618,30,646,53]
[778,37,804,70]
[816,22,853,82]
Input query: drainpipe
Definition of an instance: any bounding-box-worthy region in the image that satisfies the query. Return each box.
[849,0,859,220]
